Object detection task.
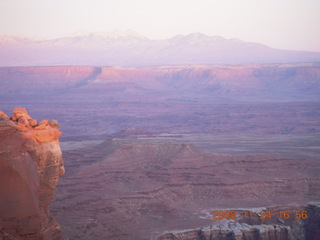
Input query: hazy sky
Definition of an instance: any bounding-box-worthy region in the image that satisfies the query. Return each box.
[1,0,320,51]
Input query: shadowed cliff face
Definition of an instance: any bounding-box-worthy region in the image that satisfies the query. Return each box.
[0,108,64,240]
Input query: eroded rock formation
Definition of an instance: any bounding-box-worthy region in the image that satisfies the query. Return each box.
[0,108,64,240]
[158,204,320,240]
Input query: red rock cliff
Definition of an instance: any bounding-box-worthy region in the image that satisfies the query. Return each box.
[0,108,65,240]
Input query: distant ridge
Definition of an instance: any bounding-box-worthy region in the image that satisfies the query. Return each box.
[68,29,147,39]
[1,30,320,66]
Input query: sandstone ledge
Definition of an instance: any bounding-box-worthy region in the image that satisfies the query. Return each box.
[0,108,64,240]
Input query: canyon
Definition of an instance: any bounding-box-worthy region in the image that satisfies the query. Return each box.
[1,63,320,239]
[50,137,320,239]
[1,63,320,138]
[1,63,320,102]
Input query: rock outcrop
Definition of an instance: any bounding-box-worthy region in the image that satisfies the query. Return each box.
[158,224,292,240]
[157,204,320,240]
[0,108,64,240]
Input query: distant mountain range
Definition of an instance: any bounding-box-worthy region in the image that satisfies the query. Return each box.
[1,30,320,66]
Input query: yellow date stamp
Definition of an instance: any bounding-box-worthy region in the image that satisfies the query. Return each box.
[211,210,308,220]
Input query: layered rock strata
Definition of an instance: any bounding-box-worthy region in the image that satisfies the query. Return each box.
[0,108,64,240]
[52,140,320,239]
[158,204,320,240]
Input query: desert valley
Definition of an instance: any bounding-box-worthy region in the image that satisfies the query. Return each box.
[1,32,320,240]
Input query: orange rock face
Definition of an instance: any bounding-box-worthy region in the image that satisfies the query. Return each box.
[0,108,64,240]
[11,107,32,121]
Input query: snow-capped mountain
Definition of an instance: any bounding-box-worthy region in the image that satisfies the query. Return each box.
[0,30,320,66]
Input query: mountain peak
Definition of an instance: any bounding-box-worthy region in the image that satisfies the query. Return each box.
[1,31,320,66]
[170,32,226,43]
[187,32,209,38]
[0,35,41,45]
[70,29,147,40]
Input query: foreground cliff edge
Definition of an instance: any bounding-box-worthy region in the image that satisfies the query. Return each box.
[0,108,65,240]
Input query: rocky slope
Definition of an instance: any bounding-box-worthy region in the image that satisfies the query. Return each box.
[0,108,64,240]
[51,139,320,240]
